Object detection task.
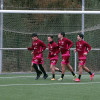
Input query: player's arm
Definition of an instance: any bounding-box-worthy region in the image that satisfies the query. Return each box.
[85,42,91,52]
[47,44,50,59]
[40,40,47,52]
[27,44,34,51]
[47,52,51,59]
[84,41,91,55]
[58,40,61,50]
[66,38,73,50]
[31,51,34,55]
[54,43,60,55]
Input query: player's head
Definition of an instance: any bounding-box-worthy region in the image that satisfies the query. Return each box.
[77,33,84,41]
[58,32,65,39]
[48,35,53,43]
[32,33,38,41]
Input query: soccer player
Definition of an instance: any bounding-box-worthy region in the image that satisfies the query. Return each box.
[74,33,94,82]
[58,32,76,81]
[47,35,61,80]
[27,33,48,80]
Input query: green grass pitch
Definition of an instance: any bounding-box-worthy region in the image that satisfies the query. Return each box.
[0,73,100,100]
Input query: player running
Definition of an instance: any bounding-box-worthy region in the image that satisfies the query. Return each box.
[74,33,94,82]
[47,35,61,80]
[58,32,76,81]
[27,33,48,80]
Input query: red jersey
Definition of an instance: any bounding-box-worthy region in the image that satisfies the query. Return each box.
[48,41,60,59]
[76,40,91,59]
[28,39,47,56]
[58,37,73,56]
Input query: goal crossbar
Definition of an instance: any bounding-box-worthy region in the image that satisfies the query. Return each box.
[0,10,100,14]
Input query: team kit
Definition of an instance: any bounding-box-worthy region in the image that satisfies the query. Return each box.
[27,32,94,82]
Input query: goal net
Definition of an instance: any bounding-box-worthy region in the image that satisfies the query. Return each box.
[0,11,100,73]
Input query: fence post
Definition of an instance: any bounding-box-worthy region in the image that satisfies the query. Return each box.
[0,0,3,73]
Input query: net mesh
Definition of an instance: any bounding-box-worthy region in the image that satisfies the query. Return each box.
[3,13,81,72]
[1,0,100,72]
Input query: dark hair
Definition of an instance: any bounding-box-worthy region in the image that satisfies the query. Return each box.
[32,33,38,37]
[60,32,65,37]
[48,35,53,39]
[78,33,84,39]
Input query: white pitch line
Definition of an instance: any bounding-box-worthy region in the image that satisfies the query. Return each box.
[0,76,35,79]
[0,82,100,87]
[0,75,72,79]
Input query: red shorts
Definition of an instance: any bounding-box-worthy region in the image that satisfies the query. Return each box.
[32,55,43,64]
[50,59,58,66]
[79,59,86,66]
[61,56,70,65]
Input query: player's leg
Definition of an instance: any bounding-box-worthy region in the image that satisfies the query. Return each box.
[75,59,85,82]
[50,59,60,80]
[78,65,83,80]
[32,63,42,74]
[82,65,91,73]
[58,56,68,81]
[38,64,48,79]
[50,59,61,72]
[83,65,94,80]
[58,63,65,81]
[50,64,56,80]
[55,67,62,72]
[37,57,48,79]
[31,63,34,72]
[66,63,74,75]
[61,63,66,76]
[32,63,42,80]
[32,57,42,80]
[66,63,76,80]
[63,56,76,79]
[74,65,82,82]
